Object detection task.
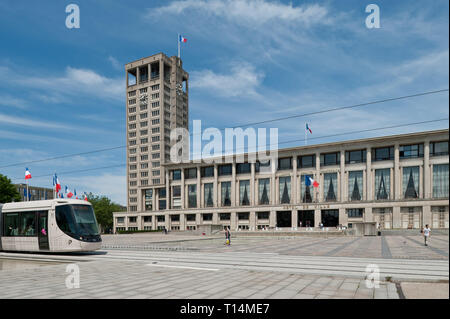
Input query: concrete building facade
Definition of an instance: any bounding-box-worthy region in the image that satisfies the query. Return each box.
[114,129,449,233]
[14,184,54,202]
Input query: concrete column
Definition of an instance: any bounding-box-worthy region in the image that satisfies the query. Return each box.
[165,212,170,230]
[365,207,373,222]
[196,213,201,227]
[424,141,431,199]
[152,214,156,230]
[314,209,321,227]
[419,165,424,199]
[291,210,298,228]
[181,170,185,209]
[422,205,431,227]
[212,212,219,225]
[250,211,256,231]
[316,153,321,202]
[166,171,170,209]
[339,208,347,227]
[152,188,156,212]
[231,212,237,230]
[137,215,142,231]
[250,162,255,206]
[214,164,218,207]
[197,166,201,208]
[340,150,345,202]
[393,206,401,228]
[394,144,400,200]
[366,148,372,201]
[292,156,298,204]
[269,210,276,228]
[271,173,276,205]
[180,213,186,231]
[231,162,236,206]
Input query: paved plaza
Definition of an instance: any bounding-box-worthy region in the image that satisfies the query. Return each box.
[0,233,448,299]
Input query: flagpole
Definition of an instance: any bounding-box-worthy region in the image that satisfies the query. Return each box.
[178,33,180,59]
[26,179,29,202]
[305,123,307,146]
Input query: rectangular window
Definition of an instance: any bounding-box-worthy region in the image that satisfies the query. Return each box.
[172,185,181,197]
[140,129,148,136]
[257,212,269,220]
[116,217,125,224]
[186,214,196,221]
[345,150,366,164]
[145,189,153,211]
[347,208,364,218]
[238,212,249,220]
[348,171,363,201]
[221,182,231,206]
[433,164,449,198]
[219,213,230,220]
[202,213,213,221]
[188,184,197,208]
[298,155,315,168]
[157,215,165,222]
[236,163,251,174]
[143,216,152,223]
[320,152,340,166]
[172,170,181,180]
[430,141,449,157]
[403,166,420,199]
[218,164,232,176]
[323,173,338,202]
[171,215,180,222]
[159,200,166,210]
[375,168,390,200]
[204,183,214,207]
[372,146,394,161]
[278,157,292,170]
[201,166,214,177]
[300,175,314,203]
[258,178,270,205]
[184,168,197,179]
[140,121,148,127]
[239,180,250,206]
[279,176,291,204]
[255,160,271,173]
[399,144,424,159]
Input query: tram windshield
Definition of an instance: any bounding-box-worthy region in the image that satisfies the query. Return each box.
[56,204,100,237]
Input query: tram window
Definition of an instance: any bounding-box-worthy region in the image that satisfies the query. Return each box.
[56,205,78,234]
[20,212,36,236]
[4,213,19,236]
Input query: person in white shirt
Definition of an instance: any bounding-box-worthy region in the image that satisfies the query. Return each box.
[423,224,431,246]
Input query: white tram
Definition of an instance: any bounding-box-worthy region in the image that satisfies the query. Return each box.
[0,199,102,252]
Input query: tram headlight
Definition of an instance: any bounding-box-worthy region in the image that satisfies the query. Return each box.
[79,236,83,240]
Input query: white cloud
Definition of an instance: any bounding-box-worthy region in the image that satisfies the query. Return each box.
[0,94,29,109]
[190,62,264,97]
[151,0,329,26]
[0,113,72,130]
[108,56,122,70]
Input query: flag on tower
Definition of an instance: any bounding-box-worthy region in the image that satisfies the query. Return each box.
[179,35,187,43]
[65,186,73,198]
[53,174,61,193]
[306,123,312,134]
[25,168,32,180]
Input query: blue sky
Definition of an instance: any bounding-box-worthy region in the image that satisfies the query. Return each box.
[0,0,448,205]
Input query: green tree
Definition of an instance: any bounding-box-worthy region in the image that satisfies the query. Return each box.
[0,174,21,203]
[86,193,125,233]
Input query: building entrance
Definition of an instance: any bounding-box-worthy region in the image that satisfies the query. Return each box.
[276,211,291,228]
[321,209,339,227]
[298,210,314,227]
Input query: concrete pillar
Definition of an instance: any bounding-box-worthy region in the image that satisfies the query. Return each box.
[269,210,276,228]
[196,213,201,227]
[365,207,373,222]
[165,212,170,230]
[231,212,237,230]
[271,160,276,205]
[180,213,186,230]
[291,210,298,228]
[231,162,236,206]
[316,153,321,202]
[366,148,372,201]
[214,164,218,207]
[212,212,219,225]
[152,188,156,212]
[152,214,156,230]
[424,141,431,199]
[340,150,345,202]
[250,211,256,231]
[250,162,255,206]
[423,205,431,227]
[197,166,201,208]
[339,208,347,227]
[419,165,424,199]
[394,144,400,200]
[314,209,321,227]
[393,206,401,228]
[292,156,298,204]
[166,171,170,209]
[181,170,185,209]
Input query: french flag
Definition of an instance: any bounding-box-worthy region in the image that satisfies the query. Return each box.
[53,174,61,193]
[179,35,187,43]
[65,186,73,198]
[305,175,319,188]
[25,168,32,180]
[306,123,312,134]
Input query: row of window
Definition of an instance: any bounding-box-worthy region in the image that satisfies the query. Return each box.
[162,164,449,208]
[170,142,448,178]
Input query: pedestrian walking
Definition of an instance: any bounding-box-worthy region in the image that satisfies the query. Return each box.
[423,224,431,246]
[225,227,231,246]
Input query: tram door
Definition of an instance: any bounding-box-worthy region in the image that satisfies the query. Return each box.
[38,211,49,250]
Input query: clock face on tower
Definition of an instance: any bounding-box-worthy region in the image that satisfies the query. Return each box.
[176,82,183,96]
